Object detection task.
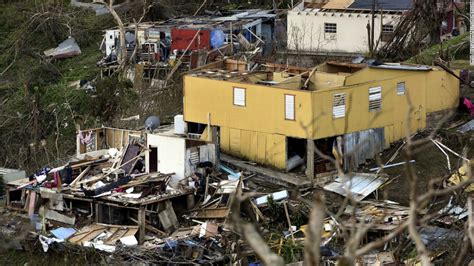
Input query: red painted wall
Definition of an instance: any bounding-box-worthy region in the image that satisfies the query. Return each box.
[171,29,211,51]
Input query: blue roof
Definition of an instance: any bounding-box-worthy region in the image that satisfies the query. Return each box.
[348,0,412,11]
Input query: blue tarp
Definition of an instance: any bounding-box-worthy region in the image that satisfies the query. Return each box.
[51,227,76,240]
[210,30,225,48]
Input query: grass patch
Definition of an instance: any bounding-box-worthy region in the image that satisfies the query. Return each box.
[406,33,469,66]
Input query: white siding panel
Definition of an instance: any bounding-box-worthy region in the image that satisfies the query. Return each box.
[233,87,246,106]
[285,94,295,120]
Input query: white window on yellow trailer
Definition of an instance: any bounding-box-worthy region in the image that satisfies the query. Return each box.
[333,93,346,119]
[233,87,246,107]
[285,94,295,120]
[397,82,406,95]
[369,86,382,111]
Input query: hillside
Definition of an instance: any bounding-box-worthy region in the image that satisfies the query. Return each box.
[406,33,470,69]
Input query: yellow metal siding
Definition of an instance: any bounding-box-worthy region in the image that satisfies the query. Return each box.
[183,76,314,139]
[384,125,394,148]
[311,71,431,142]
[257,132,267,164]
[229,128,241,156]
[218,128,286,169]
[425,70,460,113]
[249,131,258,161]
[268,134,286,169]
[220,127,230,152]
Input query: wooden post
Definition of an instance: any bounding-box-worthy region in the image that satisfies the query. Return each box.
[211,126,219,169]
[370,0,376,56]
[283,202,295,242]
[95,203,101,223]
[207,112,211,142]
[6,187,10,207]
[230,22,233,54]
[306,139,315,181]
[138,205,146,245]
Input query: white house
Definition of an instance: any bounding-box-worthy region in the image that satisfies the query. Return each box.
[287,0,412,55]
[76,125,217,188]
[145,133,216,187]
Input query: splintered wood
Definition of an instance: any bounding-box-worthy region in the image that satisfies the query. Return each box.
[68,223,138,245]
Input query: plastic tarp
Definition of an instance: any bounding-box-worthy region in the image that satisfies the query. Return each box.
[44,37,81,59]
[51,227,77,240]
[210,30,225,49]
[458,120,474,133]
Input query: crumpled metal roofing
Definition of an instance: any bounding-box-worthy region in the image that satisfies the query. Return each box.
[323,173,388,201]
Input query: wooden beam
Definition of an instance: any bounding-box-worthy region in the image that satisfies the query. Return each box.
[95,203,101,223]
[306,139,315,180]
[190,207,230,219]
[138,206,146,245]
[69,165,91,188]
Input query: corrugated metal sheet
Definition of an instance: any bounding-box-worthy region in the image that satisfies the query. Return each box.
[323,173,388,201]
[190,150,199,164]
[344,128,384,170]
[370,64,432,71]
[233,88,246,106]
[285,94,295,120]
[333,93,346,118]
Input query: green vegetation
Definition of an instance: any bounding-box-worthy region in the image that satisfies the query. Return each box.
[406,33,470,67]
[0,2,130,172]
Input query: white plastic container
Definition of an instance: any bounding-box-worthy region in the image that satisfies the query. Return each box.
[174,115,185,135]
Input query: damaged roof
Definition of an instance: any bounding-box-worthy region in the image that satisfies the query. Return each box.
[322,0,355,10]
[348,0,412,11]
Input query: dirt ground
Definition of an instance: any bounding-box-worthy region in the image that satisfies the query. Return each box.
[366,124,473,206]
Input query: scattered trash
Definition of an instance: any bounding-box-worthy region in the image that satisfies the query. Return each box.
[369,160,416,171]
[255,190,289,206]
[44,37,81,59]
[39,235,64,252]
[51,227,77,240]
[448,160,474,192]
[458,119,474,133]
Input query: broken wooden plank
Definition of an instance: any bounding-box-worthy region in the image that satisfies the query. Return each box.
[190,207,230,219]
[69,165,91,188]
[45,208,76,225]
[158,200,178,232]
[27,191,36,217]
[69,227,107,245]
[138,206,146,245]
[130,217,166,236]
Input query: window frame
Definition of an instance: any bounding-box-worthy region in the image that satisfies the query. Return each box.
[369,86,382,112]
[284,94,296,121]
[332,93,346,119]
[324,23,337,34]
[233,87,246,107]
[382,24,394,33]
[397,82,406,95]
